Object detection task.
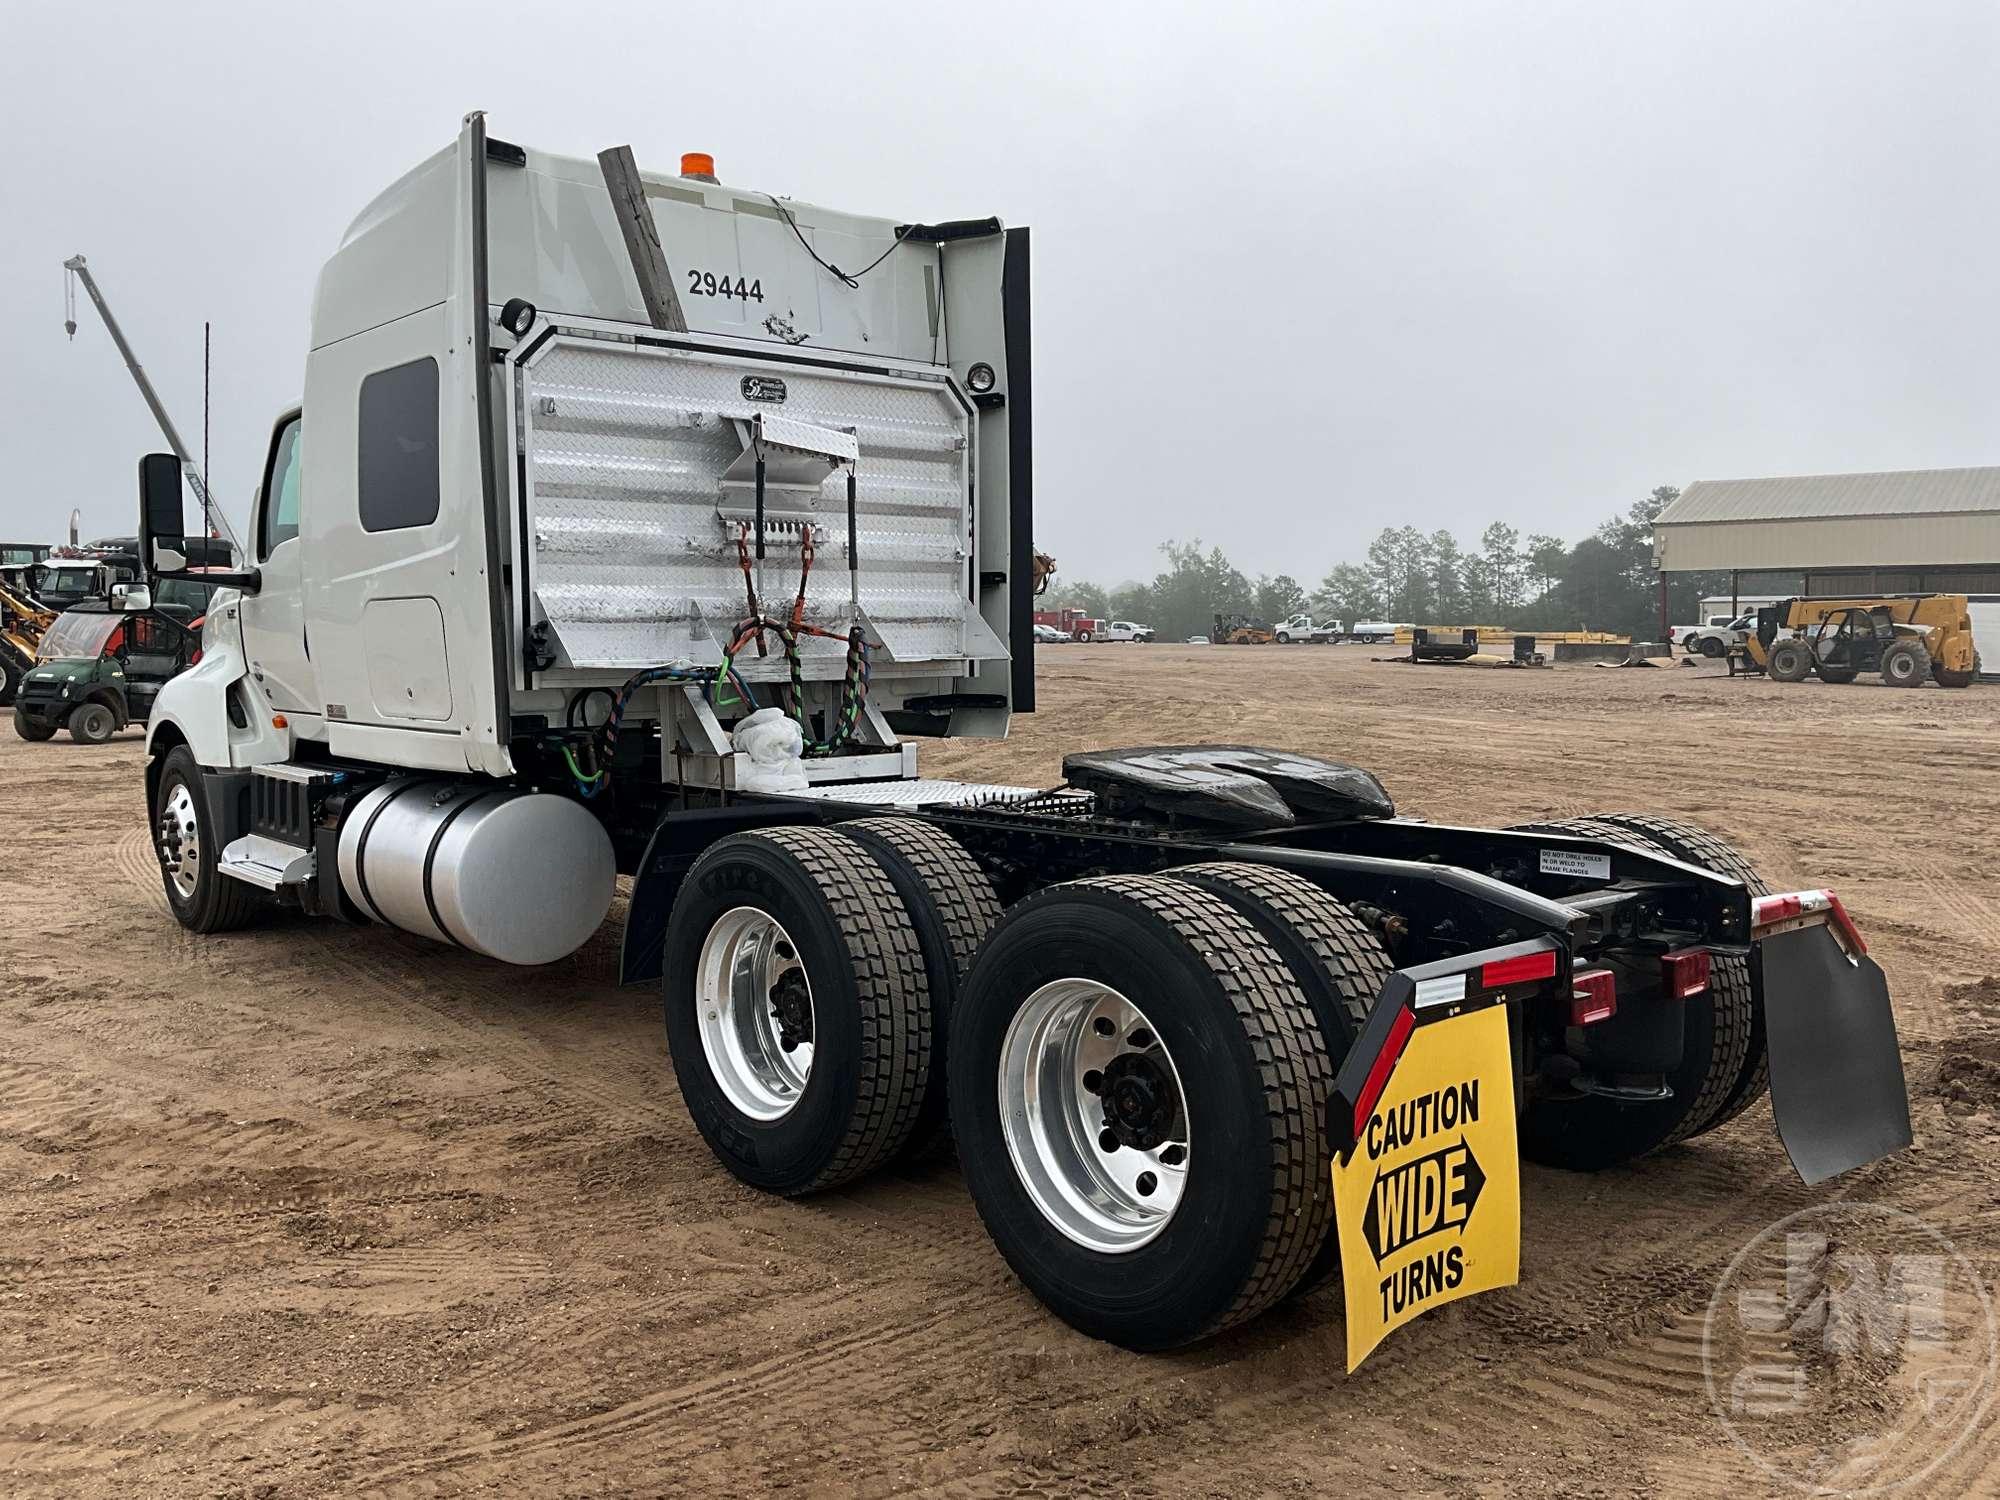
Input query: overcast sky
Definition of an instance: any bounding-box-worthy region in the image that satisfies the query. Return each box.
[3,1,1995,588]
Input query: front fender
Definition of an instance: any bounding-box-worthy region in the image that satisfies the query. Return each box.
[145,599,288,770]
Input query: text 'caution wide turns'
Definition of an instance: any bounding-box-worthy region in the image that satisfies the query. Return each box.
[1332,1002,1521,1370]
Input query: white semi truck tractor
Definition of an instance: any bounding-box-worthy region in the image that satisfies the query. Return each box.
[139,114,1912,1361]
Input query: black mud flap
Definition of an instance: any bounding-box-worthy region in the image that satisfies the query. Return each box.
[1758,924,1912,1184]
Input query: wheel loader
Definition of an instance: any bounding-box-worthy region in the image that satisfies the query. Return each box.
[1739,594,1979,688]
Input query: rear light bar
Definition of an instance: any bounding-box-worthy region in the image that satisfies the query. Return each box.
[1332,937,1564,1152]
[1753,888,1866,957]
[1570,967,1617,1026]
[1660,947,1711,999]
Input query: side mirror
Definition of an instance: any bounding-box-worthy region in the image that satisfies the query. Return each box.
[110,581,152,612]
[138,453,189,574]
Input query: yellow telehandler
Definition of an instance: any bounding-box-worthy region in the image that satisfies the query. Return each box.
[1739,594,1980,688]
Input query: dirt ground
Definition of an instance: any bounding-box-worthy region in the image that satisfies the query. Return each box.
[4,644,1999,1497]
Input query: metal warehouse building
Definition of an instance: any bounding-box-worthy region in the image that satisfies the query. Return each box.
[1653,465,2000,594]
[1653,465,2000,672]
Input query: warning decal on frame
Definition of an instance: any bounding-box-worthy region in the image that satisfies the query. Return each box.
[1331,1002,1521,1371]
[1538,847,1611,881]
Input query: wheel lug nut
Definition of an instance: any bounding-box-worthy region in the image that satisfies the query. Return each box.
[1098,1128,1119,1153]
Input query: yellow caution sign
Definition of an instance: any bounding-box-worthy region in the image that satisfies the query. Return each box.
[1331,1002,1520,1370]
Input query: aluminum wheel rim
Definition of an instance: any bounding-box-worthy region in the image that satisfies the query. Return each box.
[999,980,1190,1253]
[158,782,201,899]
[695,907,815,1121]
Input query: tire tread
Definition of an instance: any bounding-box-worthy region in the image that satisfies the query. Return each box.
[743,826,932,1190]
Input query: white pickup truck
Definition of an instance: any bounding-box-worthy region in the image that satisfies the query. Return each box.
[1679,613,1756,657]
[1097,619,1155,643]
[1273,613,1337,644]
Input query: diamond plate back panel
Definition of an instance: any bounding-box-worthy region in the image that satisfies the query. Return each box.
[521,337,975,672]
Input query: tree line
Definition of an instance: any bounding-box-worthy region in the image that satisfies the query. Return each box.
[1059,486,1730,643]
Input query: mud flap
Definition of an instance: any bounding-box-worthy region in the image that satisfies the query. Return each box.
[1757,923,1912,1184]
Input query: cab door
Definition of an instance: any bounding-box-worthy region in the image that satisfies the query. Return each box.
[238,410,321,724]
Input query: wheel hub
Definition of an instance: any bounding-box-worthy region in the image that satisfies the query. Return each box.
[997,980,1191,1254]
[1099,1052,1178,1151]
[156,783,201,899]
[770,968,812,1052]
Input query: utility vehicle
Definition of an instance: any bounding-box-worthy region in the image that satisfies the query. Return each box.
[136,117,1910,1357]
[14,589,202,743]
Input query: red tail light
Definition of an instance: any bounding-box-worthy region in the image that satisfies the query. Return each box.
[1661,948,1711,999]
[1570,968,1617,1026]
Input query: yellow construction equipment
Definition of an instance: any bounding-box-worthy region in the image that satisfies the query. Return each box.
[1739,594,1980,688]
[0,569,56,705]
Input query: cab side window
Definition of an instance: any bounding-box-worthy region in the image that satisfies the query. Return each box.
[358,358,440,532]
[261,416,303,559]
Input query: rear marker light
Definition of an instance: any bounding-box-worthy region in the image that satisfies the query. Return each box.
[1412,973,1468,1010]
[1481,950,1558,988]
[1571,968,1617,1026]
[1661,948,1711,999]
[1353,1006,1415,1139]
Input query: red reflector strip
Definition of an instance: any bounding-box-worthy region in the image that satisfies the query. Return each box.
[1661,947,1711,999]
[1570,968,1616,1026]
[1353,1005,1416,1139]
[1481,950,1558,988]
[1752,888,1866,957]
[1826,892,1867,956]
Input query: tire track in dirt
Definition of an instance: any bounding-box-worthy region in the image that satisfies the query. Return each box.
[356,1288,1031,1492]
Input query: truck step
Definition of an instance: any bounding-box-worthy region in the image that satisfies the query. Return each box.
[218,832,314,890]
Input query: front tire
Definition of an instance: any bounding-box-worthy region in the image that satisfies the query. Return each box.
[13,705,55,741]
[950,876,1333,1350]
[154,746,261,932]
[68,701,117,743]
[663,828,931,1195]
[1699,636,1726,659]
[1881,639,1931,687]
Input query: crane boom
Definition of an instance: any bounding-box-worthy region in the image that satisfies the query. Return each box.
[62,255,240,552]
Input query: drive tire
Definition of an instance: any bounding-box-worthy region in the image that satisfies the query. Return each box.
[1881,639,1931,687]
[835,817,1001,1156]
[1589,814,1770,1135]
[67,701,117,744]
[0,651,17,707]
[13,705,55,742]
[1508,818,1753,1167]
[1766,640,1812,681]
[155,745,261,933]
[950,876,1333,1350]
[663,827,931,1196]
[1167,861,1389,1298]
[1815,665,1858,684]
